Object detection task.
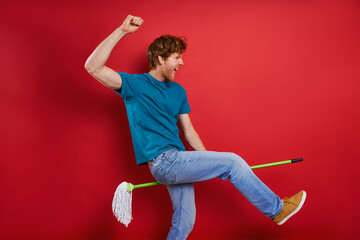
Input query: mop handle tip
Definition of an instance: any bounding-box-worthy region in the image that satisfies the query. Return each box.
[291,158,303,163]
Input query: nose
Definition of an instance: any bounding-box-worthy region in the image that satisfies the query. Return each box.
[179,58,184,66]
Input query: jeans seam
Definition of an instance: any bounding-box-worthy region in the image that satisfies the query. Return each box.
[175,184,183,240]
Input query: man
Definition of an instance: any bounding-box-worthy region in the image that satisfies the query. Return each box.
[85,15,306,240]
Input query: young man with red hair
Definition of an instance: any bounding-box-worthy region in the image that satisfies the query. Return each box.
[85,15,306,240]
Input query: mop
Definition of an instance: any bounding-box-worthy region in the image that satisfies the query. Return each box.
[112,158,303,226]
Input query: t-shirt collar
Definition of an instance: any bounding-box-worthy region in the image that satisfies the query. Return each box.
[145,73,174,89]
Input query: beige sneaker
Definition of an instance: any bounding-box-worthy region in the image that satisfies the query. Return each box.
[272,190,307,225]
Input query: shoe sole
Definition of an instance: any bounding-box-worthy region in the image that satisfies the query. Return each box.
[277,190,307,225]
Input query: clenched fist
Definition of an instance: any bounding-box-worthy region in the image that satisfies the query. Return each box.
[120,15,144,34]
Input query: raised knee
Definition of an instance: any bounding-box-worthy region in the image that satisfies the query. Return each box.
[228,153,245,164]
[227,153,251,174]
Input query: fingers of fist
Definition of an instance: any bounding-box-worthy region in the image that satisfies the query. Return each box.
[128,15,143,27]
[121,15,144,33]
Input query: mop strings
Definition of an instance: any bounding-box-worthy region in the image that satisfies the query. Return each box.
[112,182,133,227]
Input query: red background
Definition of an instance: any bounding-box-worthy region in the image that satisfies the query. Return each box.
[1,0,359,239]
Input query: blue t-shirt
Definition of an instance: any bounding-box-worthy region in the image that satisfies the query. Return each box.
[115,72,191,165]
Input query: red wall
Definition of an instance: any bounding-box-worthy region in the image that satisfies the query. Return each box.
[1,0,359,239]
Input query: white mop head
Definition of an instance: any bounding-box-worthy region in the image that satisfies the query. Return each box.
[112,182,133,227]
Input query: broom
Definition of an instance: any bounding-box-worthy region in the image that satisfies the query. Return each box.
[112,158,303,226]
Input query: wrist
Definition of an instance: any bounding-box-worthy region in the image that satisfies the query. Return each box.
[116,27,128,37]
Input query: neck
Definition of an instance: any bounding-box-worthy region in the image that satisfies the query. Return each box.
[149,68,166,82]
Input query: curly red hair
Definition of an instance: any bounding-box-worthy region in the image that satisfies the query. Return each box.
[147,35,187,70]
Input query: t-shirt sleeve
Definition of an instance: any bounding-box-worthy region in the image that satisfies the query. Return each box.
[179,89,191,114]
[114,72,142,101]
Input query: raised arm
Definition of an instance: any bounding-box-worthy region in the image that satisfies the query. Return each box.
[84,15,144,89]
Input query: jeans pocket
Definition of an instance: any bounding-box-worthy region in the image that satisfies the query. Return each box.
[151,166,176,185]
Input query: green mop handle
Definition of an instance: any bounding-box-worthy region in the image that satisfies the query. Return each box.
[127,158,303,192]
[250,158,303,169]
[128,182,161,192]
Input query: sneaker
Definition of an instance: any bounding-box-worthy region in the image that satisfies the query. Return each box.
[272,190,307,225]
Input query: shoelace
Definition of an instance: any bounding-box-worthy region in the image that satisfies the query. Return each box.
[283,197,296,208]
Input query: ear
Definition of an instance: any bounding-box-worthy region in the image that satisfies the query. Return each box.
[158,55,165,65]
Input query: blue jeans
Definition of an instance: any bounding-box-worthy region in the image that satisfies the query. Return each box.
[149,149,283,240]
